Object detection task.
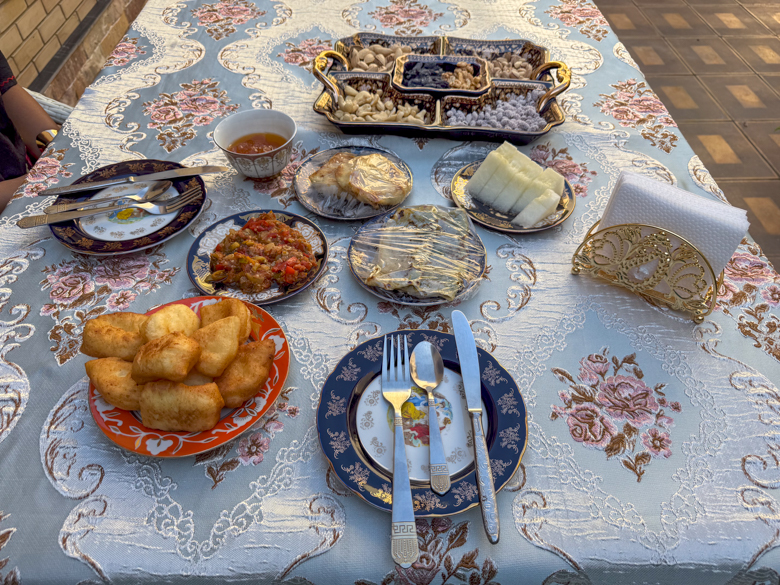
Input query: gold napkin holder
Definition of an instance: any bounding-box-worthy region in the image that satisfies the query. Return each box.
[571,221,723,323]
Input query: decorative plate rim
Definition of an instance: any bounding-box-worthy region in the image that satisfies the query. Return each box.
[49,160,206,256]
[186,210,329,305]
[346,204,487,307]
[87,295,290,458]
[293,146,413,221]
[316,329,528,516]
[450,159,576,234]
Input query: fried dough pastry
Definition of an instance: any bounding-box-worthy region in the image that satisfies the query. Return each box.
[345,154,411,208]
[215,339,275,408]
[81,312,147,361]
[141,304,200,342]
[132,332,201,384]
[139,380,224,432]
[310,152,357,194]
[85,357,141,410]
[182,371,214,386]
[199,299,252,344]
[191,316,240,377]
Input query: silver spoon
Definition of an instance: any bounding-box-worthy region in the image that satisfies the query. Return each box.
[410,340,450,495]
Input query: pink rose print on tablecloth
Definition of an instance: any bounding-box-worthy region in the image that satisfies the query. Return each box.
[13,148,73,199]
[277,38,333,73]
[191,0,265,41]
[104,37,146,67]
[142,79,238,152]
[761,284,780,306]
[238,432,271,465]
[551,347,677,482]
[39,248,178,365]
[367,0,444,36]
[529,143,597,198]
[546,0,609,42]
[593,79,678,153]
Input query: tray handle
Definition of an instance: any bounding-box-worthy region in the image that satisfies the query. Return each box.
[313,50,350,100]
[530,61,571,114]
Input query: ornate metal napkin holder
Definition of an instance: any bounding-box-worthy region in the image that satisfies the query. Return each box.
[571,221,722,323]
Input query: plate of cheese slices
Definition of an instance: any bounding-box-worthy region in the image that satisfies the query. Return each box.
[449,141,575,233]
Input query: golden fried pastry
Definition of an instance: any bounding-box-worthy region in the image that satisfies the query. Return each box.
[139,380,225,432]
[215,339,275,408]
[191,316,240,377]
[182,371,214,386]
[345,154,411,208]
[131,332,201,384]
[310,152,357,194]
[81,312,147,361]
[199,298,252,344]
[85,357,141,410]
[141,304,200,342]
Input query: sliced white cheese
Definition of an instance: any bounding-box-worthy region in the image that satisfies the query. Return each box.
[467,150,503,197]
[535,168,565,196]
[475,153,515,205]
[493,171,534,213]
[511,189,561,228]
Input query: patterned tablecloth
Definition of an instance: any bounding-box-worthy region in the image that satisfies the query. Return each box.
[2,0,780,583]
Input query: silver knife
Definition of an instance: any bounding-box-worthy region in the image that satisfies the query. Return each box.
[38,165,228,197]
[452,310,500,544]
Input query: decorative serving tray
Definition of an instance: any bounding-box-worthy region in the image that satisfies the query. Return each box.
[312,33,570,144]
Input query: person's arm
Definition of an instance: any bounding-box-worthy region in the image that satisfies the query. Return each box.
[2,84,58,158]
[0,175,26,210]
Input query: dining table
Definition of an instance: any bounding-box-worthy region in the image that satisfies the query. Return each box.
[2,0,780,583]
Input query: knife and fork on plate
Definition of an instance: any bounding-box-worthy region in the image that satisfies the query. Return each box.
[380,310,499,567]
[16,165,227,229]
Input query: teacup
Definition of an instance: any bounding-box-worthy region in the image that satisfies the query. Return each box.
[214,109,297,179]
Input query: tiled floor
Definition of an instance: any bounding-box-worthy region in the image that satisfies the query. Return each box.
[593,0,780,267]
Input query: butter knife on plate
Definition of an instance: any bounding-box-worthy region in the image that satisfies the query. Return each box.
[38,165,228,197]
[452,310,500,544]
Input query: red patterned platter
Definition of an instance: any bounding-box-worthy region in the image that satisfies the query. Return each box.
[88,296,290,457]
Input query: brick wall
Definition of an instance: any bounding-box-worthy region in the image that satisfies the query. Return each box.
[0,0,146,106]
[0,0,96,88]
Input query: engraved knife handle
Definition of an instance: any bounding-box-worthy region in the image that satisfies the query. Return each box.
[17,200,134,228]
[427,392,450,495]
[391,412,419,568]
[471,411,499,544]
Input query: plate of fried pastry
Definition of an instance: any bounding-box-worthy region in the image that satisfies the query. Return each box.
[294,146,413,219]
[82,296,289,457]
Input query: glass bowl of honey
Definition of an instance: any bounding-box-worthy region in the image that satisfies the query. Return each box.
[213,109,297,179]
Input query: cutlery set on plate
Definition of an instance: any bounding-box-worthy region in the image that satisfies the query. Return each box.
[381,310,499,568]
[16,166,227,229]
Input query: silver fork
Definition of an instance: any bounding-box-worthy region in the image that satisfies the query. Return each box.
[381,334,419,568]
[17,186,202,228]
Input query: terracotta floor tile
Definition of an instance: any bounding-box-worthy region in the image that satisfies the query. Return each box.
[726,36,780,73]
[666,36,748,74]
[740,120,780,175]
[644,74,728,121]
[677,122,776,178]
[599,5,658,36]
[640,6,713,36]
[699,74,780,120]
[693,4,772,35]
[718,180,780,267]
[744,5,780,34]
[622,37,690,74]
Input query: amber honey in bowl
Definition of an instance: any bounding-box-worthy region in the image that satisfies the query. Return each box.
[228,132,288,155]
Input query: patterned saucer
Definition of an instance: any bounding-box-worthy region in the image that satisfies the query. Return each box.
[88,296,290,458]
[450,159,576,234]
[50,160,206,255]
[317,329,527,516]
[187,210,329,305]
[293,146,413,220]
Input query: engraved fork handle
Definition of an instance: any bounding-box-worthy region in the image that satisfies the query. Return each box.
[427,391,450,495]
[391,410,419,568]
[471,411,499,544]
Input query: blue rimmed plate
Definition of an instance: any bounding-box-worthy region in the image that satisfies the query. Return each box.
[49,160,206,255]
[186,210,329,305]
[317,329,527,516]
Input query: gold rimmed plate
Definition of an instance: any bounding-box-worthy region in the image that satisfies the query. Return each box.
[450,159,575,234]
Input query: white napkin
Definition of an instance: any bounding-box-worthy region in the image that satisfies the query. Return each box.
[599,171,749,276]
